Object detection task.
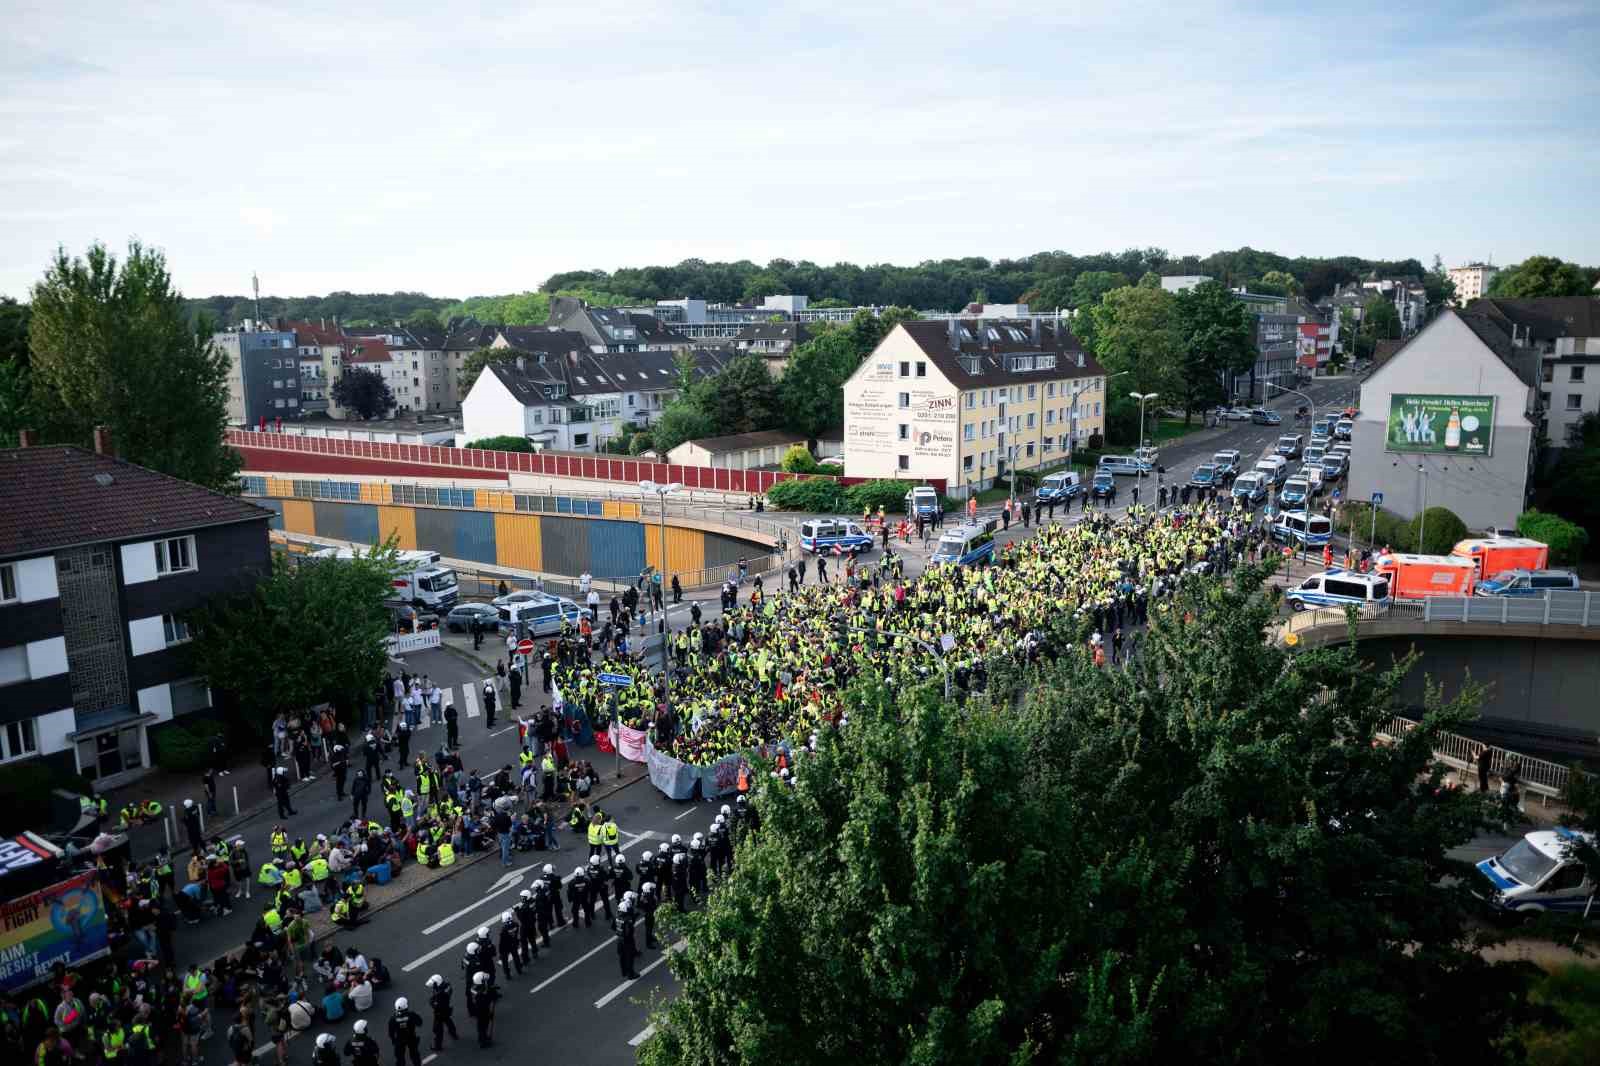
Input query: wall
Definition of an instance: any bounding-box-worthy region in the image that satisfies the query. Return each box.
[843,329,959,482]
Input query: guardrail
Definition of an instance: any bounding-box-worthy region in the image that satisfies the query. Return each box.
[1280,591,1598,642]
[1379,714,1588,807]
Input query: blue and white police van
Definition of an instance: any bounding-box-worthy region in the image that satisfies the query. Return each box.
[1035,471,1083,504]
[1270,510,1332,548]
[1475,828,1597,917]
[798,518,874,556]
[904,485,943,519]
[930,520,996,567]
[1284,568,1391,612]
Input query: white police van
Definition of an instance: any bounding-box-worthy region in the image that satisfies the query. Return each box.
[1285,568,1391,611]
[799,518,874,556]
[1271,510,1332,547]
[904,485,942,519]
[1035,471,1083,504]
[930,520,997,567]
[1475,828,1597,917]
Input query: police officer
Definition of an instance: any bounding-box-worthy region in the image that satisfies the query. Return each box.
[639,881,661,950]
[465,973,500,1048]
[709,816,733,878]
[460,941,483,984]
[611,854,633,901]
[671,849,690,912]
[636,849,656,893]
[473,925,498,983]
[613,894,640,980]
[513,889,540,962]
[387,998,424,1066]
[424,974,457,1052]
[330,744,350,800]
[497,911,523,979]
[531,880,555,948]
[540,863,566,927]
[313,1033,340,1066]
[343,1019,380,1066]
[350,768,370,821]
[588,856,614,922]
[688,833,709,899]
[568,865,594,928]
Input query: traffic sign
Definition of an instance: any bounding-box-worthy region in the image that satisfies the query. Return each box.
[1370,491,1383,505]
[516,638,535,656]
[599,671,633,687]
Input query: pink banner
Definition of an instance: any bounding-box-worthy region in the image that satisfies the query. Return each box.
[609,723,648,762]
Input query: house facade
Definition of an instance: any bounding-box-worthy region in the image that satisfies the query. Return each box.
[0,439,272,787]
[1470,297,1600,450]
[215,326,301,427]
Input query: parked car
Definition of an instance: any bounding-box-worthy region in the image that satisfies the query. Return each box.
[1231,472,1268,505]
[1334,418,1354,440]
[443,602,500,633]
[1212,450,1243,477]
[1251,408,1283,426]
[1134,445,1160,467]
[1218,406,1253,422]
[1188,463,1218,489]
[1474,569,1581,596]
[1275,434,1303,458]
[1320,454,1347,480]
[1096,454,1153,476]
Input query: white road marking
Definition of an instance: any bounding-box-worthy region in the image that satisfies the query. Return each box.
[423,1056,438,1065]
[462,684,481,719]
[594,940,683,1008]
[419,872,528,936]
[491,723,520,737]
[672,808,696,821]
[628,1024,657,1047]
[529,936,617,994]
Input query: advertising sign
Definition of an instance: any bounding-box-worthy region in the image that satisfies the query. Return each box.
[1384,394,1495,456]
[0,872,109,994]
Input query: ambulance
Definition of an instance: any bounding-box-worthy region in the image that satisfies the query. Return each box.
[1373,553,1476,602]
[1450,537,1549,582]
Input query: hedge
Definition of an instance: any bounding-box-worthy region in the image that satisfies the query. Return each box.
[0,761,95,835]
[151,718,228,774]
[1517,509,1590,564]
[766,478,851,513]
[845,479,923,514]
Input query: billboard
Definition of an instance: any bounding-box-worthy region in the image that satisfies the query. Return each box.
[1384,394,1495,456]
[0,871,109,994]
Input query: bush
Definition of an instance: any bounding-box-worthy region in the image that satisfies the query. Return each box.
[1010,469,1042,491]
[845,479,922,514]
[464,435,534,452]
[150,719,228,774]
[1339,502,1417,552]
[1406,506,1469,556]
[1517,509,1590,564]
[780,445,819,474]
[1087,432,1104,451]
[628,431,655,456]
[766,477,851,513]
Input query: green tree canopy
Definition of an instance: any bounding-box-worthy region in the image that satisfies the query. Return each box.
[650,402,717,456]
[703,354,780,436]
[332,366,395,420]
[405,308,443,334]
[1259,268,1300,294]
[458,345,517,395]
[1362,295,1402,341]
[1173,279,1255,420]
[0,297,32,449]
[642,566,1534,1065]
[1068,270,1128,309]
[464,435,534,452]
[1084,284,1180,397]
[28,241,240,492]
[1488,255,1593,299]
[186,546,400,732]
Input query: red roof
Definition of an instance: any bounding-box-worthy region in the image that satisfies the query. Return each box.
[345,339,392,364]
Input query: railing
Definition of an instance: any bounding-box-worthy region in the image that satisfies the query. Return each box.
[1422,591,1597,626]
[1380,714,1587,806]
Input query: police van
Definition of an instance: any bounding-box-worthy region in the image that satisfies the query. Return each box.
[799,518,874,556]
[1271,510,1332,547]
[495,592,585,637]
[1035,471,1083,504]
[1284,568,1391,611]
[1475,828,1597,917]
[904,485,942,519]
[930,520,997,567]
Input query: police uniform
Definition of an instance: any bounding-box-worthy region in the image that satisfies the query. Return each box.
[388,1005,424,1066]
[569,871,593,927]
[428,980,459,1051]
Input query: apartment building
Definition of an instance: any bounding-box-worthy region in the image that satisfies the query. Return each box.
[1471,297,1600,449]
[547,298,691,354]
[214,324,301,427]
[1449,263,1500,305]
[0,436,272,786]
[843,319,1106,496]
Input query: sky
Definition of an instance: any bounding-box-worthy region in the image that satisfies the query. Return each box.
[3,0,1597,301]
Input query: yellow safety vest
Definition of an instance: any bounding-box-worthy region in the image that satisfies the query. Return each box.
[263,908,282,932]
[602,823,619,846]
[518,751,533,769]
[332,899,350,922]
[400,796,414,818]
[257,862,281,885]
[270,831,287,851]
[283,867,302,891]
[416,842,431,866]
[350,883,365,905]
[184,972,207,1002]
[438,843,456,867]
[587,823,602,846]
[308,858,330,882]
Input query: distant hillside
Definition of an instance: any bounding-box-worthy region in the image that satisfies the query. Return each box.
[184,291,454,329]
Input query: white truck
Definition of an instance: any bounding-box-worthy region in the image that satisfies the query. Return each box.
[309,546,460,613]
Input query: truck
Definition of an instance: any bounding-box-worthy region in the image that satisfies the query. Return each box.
[0,832,113,995]
[309,545,460,613]
[1450,537,1549,582]
[904,485,943,519]
[1373,553,1476,602]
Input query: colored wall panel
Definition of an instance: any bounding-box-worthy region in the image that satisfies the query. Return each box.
[602,500,641,520]
[703,531,760,570]
[644,524,705,579]
[588,520,647,579]
[257,497,285,531]
[494,514,543,572]
[451,510,498,565]
[414,507,464,563]
[281,499,316,534]
[539,516,589,577]
[376,506,417,550]
[312,502,379,545]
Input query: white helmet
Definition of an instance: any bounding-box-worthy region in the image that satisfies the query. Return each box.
[519,889,533,900]
[352,1020,368,1035]
[183,798,194,809]
[542,864,554,876]
[334,744,346,753]
[589,856,601,867]
[366,734,375,743]
[394,997,409,1012]
[613,855,626,867]
[670,834,682,847]
[317,1034,336,1048]
[425,974,442,988]
[476,926,489,939]
[465,942,480,957]
[623,890,637,903]
[641,881,657,894]
[720,804,731,816]
[714,815,725,827]
[572,866,585,878]
[473,971,489,986]
[501,911,514,924]
[642,850,653,862]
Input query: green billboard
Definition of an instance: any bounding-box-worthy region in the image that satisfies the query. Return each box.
[1384,394,1495,456]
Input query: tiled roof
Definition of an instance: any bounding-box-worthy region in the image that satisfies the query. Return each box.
[497,327,589,356]
[1471,297,1600,342]
[284,321,346,347]
[344,339,392,364]
[0,446,272,559]
[895,319,1102,389]
[680,429,807,453]
[443,324,501,352]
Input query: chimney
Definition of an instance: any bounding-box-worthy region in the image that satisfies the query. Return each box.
[92,425,113,456]
[1031,317,1040,345]
[947,317,958,350]
[515,356,526,373]
[17,428,37,448]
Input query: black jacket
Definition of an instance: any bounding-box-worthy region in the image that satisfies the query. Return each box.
[388,1009,424,1045]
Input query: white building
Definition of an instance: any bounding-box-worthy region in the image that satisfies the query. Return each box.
[1449,263,1500,305]
[668,430,809,470]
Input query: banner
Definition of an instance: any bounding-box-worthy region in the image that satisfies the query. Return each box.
[697,753,745,799]
[644,739,699,801]
[609,723,648,763]
[0,872,109,994]
[1384,394,1495,455]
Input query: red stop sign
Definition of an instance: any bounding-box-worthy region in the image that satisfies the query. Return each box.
[517,638,535,655]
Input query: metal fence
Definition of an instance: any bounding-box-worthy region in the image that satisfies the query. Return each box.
[1380,714,1586,805]
[1280,592,1598,639]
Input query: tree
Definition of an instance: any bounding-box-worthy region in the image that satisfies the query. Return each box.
[671,349,698,393]
[779,329,862,439]
[1488,256,1592,298]
[1515,509,1589,563]
[458,345,519,395]
[1362,295,1402,342]
[405,308,443,335]
[332,366,395,420]
[779,444,818,473]
[28,241,240,492]
[1406,505,1468,554]
[186,547,399,733]
[1423,254,1457,317]
[464,435,534,452]
[1068,270,1128,309]
[1259,269,1300,295]
[0,297,32,449]
[649,402,717,456]
[643,568,1535,1065]
[1173,279,1255,422]
[704,354,780,435]
[1085,285,1181,397]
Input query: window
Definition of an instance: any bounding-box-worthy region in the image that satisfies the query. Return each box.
[998,387,1008,402]
[1094,402,1102,416]
[898,424,910,440]
[1027,384,1036,399]
[1546,863,1588,892]
[964,392,976,409]
[171,677,211,716]
[163,614,192,645]
[272,380,283,389]
[0,645,27,686]
[0,563,15,604]
[1046,410,1055,424]
[1026,413,1036,428]
[897,393,910,409]
[963,455,974,471]
[1572,366,1586,382]
[1567,394,1583,411]
[964,424,975,441]
[1542,364,1554,383]
[0,719,37,763]
[1043,436,1054,451]
[155,536,195,576]
[1540,391,1551,408]
[915,361,927,378]
[897,454,910,471]
[1047,382,1056,398]
[899,361,910,377]
[1025,443,1035,458]
[573,433,590,447]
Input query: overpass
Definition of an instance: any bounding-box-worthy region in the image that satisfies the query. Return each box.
[1280,592,1600,753]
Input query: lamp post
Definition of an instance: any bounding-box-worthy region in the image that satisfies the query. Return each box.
[1129,391,1158,495]
[639,479,681,724]
[1263,380,1315,430]
[1417,465,1429,551]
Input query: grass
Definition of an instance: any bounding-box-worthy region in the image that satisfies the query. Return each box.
[1520,964,1600,1065]
[1146,418,1212,445]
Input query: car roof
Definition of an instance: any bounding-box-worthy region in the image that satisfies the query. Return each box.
[1528,828,1598,859]
[1316,567,1385,584]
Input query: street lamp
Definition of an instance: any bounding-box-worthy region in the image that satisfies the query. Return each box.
[1263,380,1315,430]
[1129,391,1158,496]
[1416,465,1429,550]
[639,479,681,724]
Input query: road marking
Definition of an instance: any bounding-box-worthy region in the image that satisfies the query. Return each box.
[462,684,480,720]
[673,808,697,821]
[423,1056,438,1065]
[419,870,528,935]
[595,940,684,1008]
[491,723,520,737]
[529,935,617,994]
[628,1024,656,1047]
